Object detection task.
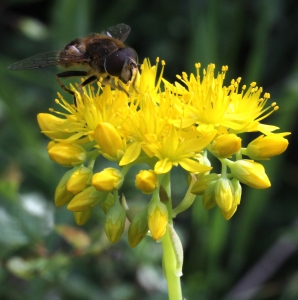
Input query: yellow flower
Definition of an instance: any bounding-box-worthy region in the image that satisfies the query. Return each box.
[128,208,149,248]
[245,134,289,160]
[227,159,271,189]
[164,64,278,135]
[191,173,219,195]
[67,186,105,212]
[202,181,216,210]
[74,209,92,226]
[37,113,73,140]
[48,142,86,167]
[214,178,234,212]
[98,193,115,214]
[92,168,124,192]
[231,178,242,205]
[38,58,290,226]
[135,170,158,194]
[220,203,237,220]
[94,122,126,162]
[105,203,126,243]
[143,125,214,174]
[210,133,242,158]
[66,166,92,194]
[54,169,76,206]
[147,200,168,240]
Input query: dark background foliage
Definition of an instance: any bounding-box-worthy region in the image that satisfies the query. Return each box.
[1,0,298,299]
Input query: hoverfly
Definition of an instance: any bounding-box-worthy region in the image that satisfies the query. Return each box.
[8,23,138,99]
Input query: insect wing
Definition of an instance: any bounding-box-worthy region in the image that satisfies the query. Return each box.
[100,23,131,42]
[8,51,90,70]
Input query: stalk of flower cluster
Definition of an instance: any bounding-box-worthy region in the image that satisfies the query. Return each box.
[162,228,183,300]
[159,173,183,300]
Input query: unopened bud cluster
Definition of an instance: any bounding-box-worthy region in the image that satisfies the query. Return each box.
[191,132,289,219]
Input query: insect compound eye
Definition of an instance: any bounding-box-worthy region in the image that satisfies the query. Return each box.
[121,47,138,64]
[104,47,138,83]
[104,49,127,78]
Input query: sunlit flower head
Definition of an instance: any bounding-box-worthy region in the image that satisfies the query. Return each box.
[163,63,279,135]
[38,58,290,234]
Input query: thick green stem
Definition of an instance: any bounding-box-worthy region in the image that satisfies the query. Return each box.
[161,228,182,300]
[160,172,183,300]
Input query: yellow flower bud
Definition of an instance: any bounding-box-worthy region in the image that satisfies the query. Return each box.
[231,178,242,205]
[54,168,77,206]
[55,187,74,207]
[191,173,219,195]
[220,178,242,219]
[74,209,92,226]
[202,181,216,210]
[99,193,115,213]
[94,122,125,161]
[66,167,92,194]
[220,203,237,220]
[246,134,289,160]
[214,178,234,212]
[67,186,105,212]
[105,203,126,243]
[229,159,271,189]
[37,113,72,140]
[148,201,168,240]
[210,134,241,158]
[48,143,86,167]
[92,168,124,192]
[128,208,149,248]
[47,141,56,150]
[135,170,158,194]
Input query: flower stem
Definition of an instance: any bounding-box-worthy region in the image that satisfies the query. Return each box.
[159,172,183,300]
[161,228,183,300]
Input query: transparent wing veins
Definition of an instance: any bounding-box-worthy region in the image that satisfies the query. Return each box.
[8,51,90,70]
[100,23,131,42]
[8,23,131,71]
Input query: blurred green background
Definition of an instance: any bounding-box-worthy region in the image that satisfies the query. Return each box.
[1,0,298,299]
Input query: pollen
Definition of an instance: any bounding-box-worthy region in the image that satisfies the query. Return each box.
[250,82,257,87]
[229,85,235,92]
[264,92,270,98]
[195,62,201,69]
[222,65,228,72]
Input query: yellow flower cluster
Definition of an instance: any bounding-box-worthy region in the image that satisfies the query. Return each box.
[38,58,289,246]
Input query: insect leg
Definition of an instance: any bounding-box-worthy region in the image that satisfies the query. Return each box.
[78,75,98,90]
[130,65,139,93]
[102,76,129,97]
[56,71,89,104]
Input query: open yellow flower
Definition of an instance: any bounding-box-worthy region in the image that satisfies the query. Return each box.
[38,58,289,230]
[164,64,278,135]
